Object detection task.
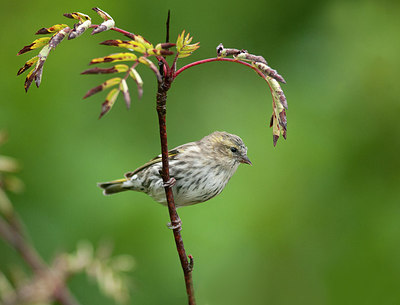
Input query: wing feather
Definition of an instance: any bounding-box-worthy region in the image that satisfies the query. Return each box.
[124,148,182,178]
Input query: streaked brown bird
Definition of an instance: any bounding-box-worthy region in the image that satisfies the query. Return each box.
[98,131,251,207]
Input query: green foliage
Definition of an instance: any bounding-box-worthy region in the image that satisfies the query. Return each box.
[16,8,116,93]
[15,7,177,118]
[15,8,287,144]
[176,30,200,58]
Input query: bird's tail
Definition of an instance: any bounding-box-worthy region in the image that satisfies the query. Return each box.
[98,178,128,195]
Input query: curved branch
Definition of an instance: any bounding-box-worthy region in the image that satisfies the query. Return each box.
[173,56,279,122]
[174,57,266,79]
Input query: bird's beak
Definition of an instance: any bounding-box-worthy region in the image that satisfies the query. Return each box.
[240,155,252,165]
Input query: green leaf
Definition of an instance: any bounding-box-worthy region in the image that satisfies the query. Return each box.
[92,19,115,35]
[90,53,138,65]
[265,76,287,146]
[176,30,200,58]
[147,48,174,56]
[119,79,131,108]
[99,88,120,118]
[138,57,161,82]
[83,77,121,99]
[35,24,69,35]
[81,64,129,75]
[92,7,113,20]
[68,19,92,40]
[23,45,51,92]
[17,37,51,55]
[17,56,38,75]
[92,8,115,35]
[253,62,286,84]
[63,12,91,22]
[100,40,147,54]
[129,67,143,99]
[48,27,70,49]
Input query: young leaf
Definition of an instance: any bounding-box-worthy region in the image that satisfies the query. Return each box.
[253,61,286,84]
[92,7,115,35]
[23,45,51,92]
[62,11,92,40]
[119,79,131,108]
[92,19,115,35]
[129,67,143,99]
[83,77,121,99]
[155,43,176,50]
[100,40,147,54]
[68,19,92,40]
[81,64,129,75]
[34,45,51,87]
[138,57,161,82]
[24,68,35,92]
[92,7,113,20]
[49,27,71,49]
[271,113,280,146]
[17,37,51,55]
[147,48,174,56]
[99,88,120,118]
[34,60,45,88]
[176,30,200,59]
[215,43,288,146]
[90,53,138,65]
[35,24,69,35]
[63,12,91,22]
[130,34,153,49]
[17,56,38,75]
[233,50,268,65]
[266,76,287,146]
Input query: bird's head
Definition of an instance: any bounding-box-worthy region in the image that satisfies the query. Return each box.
[201,131,252,167]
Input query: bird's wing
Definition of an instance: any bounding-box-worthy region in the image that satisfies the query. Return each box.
[124,147,184,179]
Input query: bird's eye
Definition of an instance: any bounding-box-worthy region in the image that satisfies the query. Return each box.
[230,147,238,153]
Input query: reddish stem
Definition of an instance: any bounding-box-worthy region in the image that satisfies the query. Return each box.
[157,56,171,71]
[90,24,137,38]
[174,57,275,100]
[110,27,136,37]
[174,57,266,79]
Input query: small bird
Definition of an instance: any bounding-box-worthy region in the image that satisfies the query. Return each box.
[98,131,251,207]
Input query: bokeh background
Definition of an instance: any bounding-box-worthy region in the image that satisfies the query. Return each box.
[1,0,400,304]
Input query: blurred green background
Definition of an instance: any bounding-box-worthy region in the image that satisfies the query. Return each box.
[1,0,400,304]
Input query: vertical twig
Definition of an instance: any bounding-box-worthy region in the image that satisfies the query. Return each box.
[156,78,195,305]
[166,10,171,43]
[154,10,196,305]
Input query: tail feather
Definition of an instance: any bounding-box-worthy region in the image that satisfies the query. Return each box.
[98,178,128,195]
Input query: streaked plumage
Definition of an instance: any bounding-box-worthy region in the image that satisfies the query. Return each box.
[98,131,251,207]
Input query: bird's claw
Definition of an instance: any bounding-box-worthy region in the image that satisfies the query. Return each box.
[167,218,182,231]
[163,177,176,188]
